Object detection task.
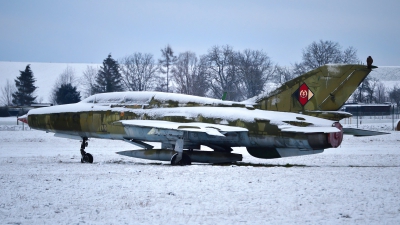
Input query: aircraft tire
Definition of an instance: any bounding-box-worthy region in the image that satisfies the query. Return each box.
[86,153,94,163]
[171,153,191,166]
[81,153,94,163]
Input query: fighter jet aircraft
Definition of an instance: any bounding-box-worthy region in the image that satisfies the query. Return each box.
[25,99,345,165]
[20,63,383,165]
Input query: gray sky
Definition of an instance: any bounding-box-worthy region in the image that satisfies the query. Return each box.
[1,0,399,66]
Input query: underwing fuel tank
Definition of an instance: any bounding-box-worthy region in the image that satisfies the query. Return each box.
[116,149,243,164]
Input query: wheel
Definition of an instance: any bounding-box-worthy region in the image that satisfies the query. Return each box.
[171,153,191,166]
[81,153,94,163]
[86,153,93,163]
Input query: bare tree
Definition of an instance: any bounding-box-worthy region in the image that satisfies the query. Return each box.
[171,51,209,96]
[296,40,359,73]
[237,49,274,99]
[354,76,373,103]
[375,82,387,103]
[120,53,158,91]
[342,46,359,64]
[291,62,308,78]
[154,77,168,92]
[159,45,177,92]
[194,56,211,97]
[50,66,77,104]
[80,66,98,98]
[206,45,240,100]
[366,77,379,103]
[0,79,16,106]
[273,65,294,85]
[36,96,44,104]
[389,84,400,106]
[172,51,196,94]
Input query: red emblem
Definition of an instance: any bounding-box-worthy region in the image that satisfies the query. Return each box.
[300,90,308,98]
[293,83,314,106]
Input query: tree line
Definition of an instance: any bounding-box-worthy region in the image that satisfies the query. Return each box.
[2,40,400,106]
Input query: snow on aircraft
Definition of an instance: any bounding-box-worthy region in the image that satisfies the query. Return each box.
[21,63,385,165]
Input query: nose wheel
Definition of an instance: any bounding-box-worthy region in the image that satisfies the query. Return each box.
[81,153,93,163]
[80,137,93,163]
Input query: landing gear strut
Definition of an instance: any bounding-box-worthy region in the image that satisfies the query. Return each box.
[80,137,93,163]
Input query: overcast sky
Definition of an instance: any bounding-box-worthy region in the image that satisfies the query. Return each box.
[1,0,399,66]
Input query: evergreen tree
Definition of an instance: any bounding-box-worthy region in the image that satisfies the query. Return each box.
[55,84,81,105]
[92,54,124,94]
[12,64,37,106]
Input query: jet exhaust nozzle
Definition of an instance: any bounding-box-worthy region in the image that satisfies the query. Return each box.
[327,122,343,148]
[307,122,343,149]
[17,114,28,124]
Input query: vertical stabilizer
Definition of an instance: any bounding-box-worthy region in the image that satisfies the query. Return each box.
[256,64,376,116]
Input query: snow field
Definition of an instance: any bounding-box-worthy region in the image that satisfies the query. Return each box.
[0,118,399,224]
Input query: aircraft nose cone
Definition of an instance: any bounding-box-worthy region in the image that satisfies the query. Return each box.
[18,114,28,124]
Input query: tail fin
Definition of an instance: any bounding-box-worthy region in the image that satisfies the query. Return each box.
[256,64,377,120]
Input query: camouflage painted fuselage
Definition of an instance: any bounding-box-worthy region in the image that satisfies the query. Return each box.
[28,102,341,159]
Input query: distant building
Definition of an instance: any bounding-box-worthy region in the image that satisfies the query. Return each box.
[31,103,53,108]
[341,103,392,116]
[0,103,53,117]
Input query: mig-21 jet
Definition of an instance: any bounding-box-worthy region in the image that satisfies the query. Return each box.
[20,63,384,165]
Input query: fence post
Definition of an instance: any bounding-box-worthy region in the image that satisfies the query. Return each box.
[393,104,395,131]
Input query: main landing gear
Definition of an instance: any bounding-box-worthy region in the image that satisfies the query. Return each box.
[80,137,93,163]
[171,152,191,166]
[170,139,191,166]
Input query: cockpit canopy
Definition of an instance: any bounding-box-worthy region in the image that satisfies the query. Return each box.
[80,92,152,105]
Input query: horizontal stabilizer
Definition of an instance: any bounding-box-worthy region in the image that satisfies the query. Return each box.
[343,128,390,136]
[304,110,353,121]
[279,125,340,133]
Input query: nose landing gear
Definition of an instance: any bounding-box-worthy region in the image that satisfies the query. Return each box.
[80,137,93,163]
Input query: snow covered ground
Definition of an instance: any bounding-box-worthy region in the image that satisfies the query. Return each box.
[0,117,399,224]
